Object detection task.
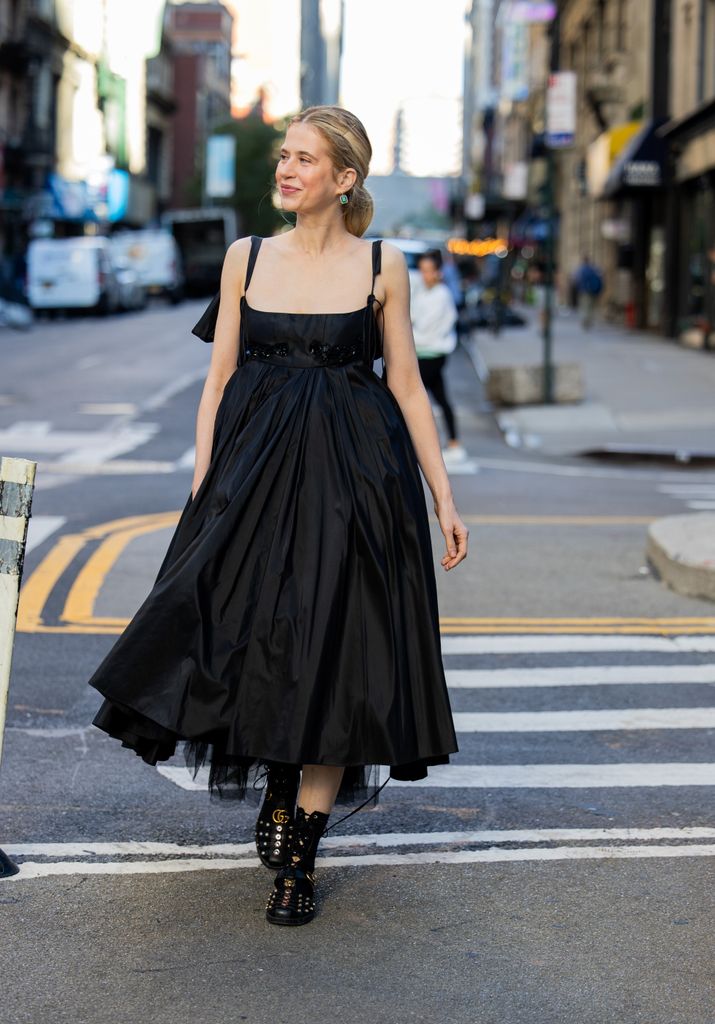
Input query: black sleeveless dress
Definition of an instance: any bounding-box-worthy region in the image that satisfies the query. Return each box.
[88,236,459,805]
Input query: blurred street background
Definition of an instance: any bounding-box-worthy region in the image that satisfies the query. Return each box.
[1,1,715,1023]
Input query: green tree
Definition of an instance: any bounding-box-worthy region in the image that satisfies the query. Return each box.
[206,112,293,236]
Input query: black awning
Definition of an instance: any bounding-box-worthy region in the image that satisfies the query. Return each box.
[601,118,670,199]
[657,97,715,144]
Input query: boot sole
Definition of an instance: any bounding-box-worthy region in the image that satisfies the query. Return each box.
[265,910,315,926]
[256,853,286,870]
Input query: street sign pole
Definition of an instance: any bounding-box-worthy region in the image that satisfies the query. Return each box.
[0,456,37,880]
[543,22,573,405]
[543,144,555,404]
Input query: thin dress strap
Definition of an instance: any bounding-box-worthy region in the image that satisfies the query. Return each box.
[369,238,382,297]
[243,235,262,297]
[239,236,262,364]
[367,239,385,376]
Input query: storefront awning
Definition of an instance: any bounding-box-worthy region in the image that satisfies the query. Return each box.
[600,118,669,198]
[586,121,642,198]
[657,98,715,182]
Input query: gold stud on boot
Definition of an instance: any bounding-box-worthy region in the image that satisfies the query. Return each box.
[255,764,300,870]
[265,806,328,926]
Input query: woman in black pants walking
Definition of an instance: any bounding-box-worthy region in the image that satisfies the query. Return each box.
[411,250,466,464]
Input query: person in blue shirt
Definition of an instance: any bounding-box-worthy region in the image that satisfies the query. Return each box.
[574,255,603,330]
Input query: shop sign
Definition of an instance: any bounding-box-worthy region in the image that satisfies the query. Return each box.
[601,218,631,243]
[622,160,662,187]
[510,1,556,20]
[546,72,576,148]
[206,135,236,199]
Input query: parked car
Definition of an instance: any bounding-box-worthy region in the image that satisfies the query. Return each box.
[0,296,33,330]
[27,236,121,315]
[109,229,184,304]
[0,272,33,330]
[111,255,148,312]
[367,236,432,295]
[161,208,236,295]
[463,296,526,331]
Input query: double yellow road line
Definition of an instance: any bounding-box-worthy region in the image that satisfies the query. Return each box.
[18,512,179,634]
[16,512,715,635]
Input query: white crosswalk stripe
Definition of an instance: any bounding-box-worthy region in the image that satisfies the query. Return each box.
[159,761,715,791]
[388,763,715,787]
[25,516,66,553]
[155,633,715,800]
[446,664,715,686]
[658,481,715,511]
[10,632,715,880]
[441,634,715,654]
[451,707,715,731]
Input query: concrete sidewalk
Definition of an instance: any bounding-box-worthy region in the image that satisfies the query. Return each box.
[470,307,715,459]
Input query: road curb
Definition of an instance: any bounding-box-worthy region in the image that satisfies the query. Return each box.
[646,513,715,603]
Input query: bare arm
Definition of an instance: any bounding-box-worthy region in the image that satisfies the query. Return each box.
[191,237,251,499]
[380,243,468,571]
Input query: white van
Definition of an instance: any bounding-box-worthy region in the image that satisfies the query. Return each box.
[27,236,120,314]
[110,229,184,303]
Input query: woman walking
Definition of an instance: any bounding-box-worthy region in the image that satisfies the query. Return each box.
[87,106,468,927]
[411,250,467,463]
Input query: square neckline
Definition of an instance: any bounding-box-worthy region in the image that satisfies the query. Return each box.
[242,295,370,318]
[241,235,382,319]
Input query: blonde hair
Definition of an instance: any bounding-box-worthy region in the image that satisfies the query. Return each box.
[288,105,374,237]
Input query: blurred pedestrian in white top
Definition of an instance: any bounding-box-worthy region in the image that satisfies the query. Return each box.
[411,250,466,463]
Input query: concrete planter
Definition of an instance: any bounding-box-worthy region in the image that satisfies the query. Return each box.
[646,513,715,603]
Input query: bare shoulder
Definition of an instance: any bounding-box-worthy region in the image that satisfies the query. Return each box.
[225,235,253,264]
[378,240,407,265]
[379,240,408,276]
[378,241,409,300]
[221,235,254,287]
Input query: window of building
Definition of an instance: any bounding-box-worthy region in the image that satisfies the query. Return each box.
[596,0,606,58]
[704,0,715,99]
[615,0,627,51]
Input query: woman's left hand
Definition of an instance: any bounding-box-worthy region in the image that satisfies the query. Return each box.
[435,497,469,571]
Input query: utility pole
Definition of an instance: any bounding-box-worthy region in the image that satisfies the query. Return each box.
[542,10,561,404]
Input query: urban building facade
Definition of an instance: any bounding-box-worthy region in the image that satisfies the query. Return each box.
[660,0,715,345]
[0,0,233,274]
[555,0,670,330]
[165,1,233,207]
[0,0,63,263]
[463,0,715,342]
[300,0,343,109]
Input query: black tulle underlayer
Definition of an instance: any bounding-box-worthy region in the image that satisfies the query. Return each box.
[91,695,445,808]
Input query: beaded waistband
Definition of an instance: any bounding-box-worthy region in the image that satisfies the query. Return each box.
[244,338,365,368]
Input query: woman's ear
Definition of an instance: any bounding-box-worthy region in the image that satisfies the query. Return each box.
[337,167,357,192]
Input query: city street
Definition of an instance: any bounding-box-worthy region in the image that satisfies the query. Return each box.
[1,303,714,1023]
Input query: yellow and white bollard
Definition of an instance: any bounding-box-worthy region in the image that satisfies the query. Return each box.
[0,456,37,879]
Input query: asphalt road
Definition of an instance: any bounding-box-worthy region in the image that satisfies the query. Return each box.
[1,303,714,1024]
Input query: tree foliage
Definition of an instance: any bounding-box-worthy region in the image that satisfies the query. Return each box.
[209,112,293,236]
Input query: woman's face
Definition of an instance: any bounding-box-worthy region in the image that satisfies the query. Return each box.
[276,123,356,213]
[418,257,441,288]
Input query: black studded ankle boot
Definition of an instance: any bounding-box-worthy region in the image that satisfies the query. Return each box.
[254,763,301,869]
[265,805,329,926]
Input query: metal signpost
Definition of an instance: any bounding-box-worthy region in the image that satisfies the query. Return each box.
[543,54,576,403]
[0,456,37,879]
